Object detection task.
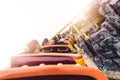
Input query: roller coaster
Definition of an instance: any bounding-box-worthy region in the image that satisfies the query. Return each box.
[0,0,120,80]
[57,0,120,79]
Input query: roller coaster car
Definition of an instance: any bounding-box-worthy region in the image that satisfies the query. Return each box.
[10,44,85,68]
[0,65,108,80]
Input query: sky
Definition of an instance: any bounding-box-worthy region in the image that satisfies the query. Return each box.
[0,0,93,69]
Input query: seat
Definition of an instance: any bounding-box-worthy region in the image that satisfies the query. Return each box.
[40,44,74,53]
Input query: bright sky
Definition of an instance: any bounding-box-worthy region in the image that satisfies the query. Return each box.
[0,0,92,69]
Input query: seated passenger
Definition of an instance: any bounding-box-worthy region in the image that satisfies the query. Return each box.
[55,33,67,44]
[56,34,61,40]
[49,39,55,45]
[52,36,59,44]
[20,40,41,54]
[56,38,71,45]
[42,38,49,46]
[48,36,58,45]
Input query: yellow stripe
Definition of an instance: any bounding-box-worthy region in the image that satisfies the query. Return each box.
[75,58,85,66]
[83,33,89,40]
[74,44,82,52]
[68,45,74,51]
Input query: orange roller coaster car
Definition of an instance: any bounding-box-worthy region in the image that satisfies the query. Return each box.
[0,65,108,80]
[11,44,85,68]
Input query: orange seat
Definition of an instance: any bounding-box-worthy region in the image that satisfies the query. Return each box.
[41,44,74,52]
[11,51,85,67]
[0,65,108,80]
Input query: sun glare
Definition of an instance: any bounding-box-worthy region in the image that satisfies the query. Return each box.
[0,0,93,69]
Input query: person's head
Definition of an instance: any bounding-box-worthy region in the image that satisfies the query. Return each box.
[56,34,61,40]
[42,38,49,46]
[65,30,70,35]
[61,33,66,38]
[53,36,58,43]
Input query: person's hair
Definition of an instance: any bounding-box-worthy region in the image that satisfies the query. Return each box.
[61,33,66,38]
[52,36,58,44]
[42,38,49,45]
[57,34,61,40]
